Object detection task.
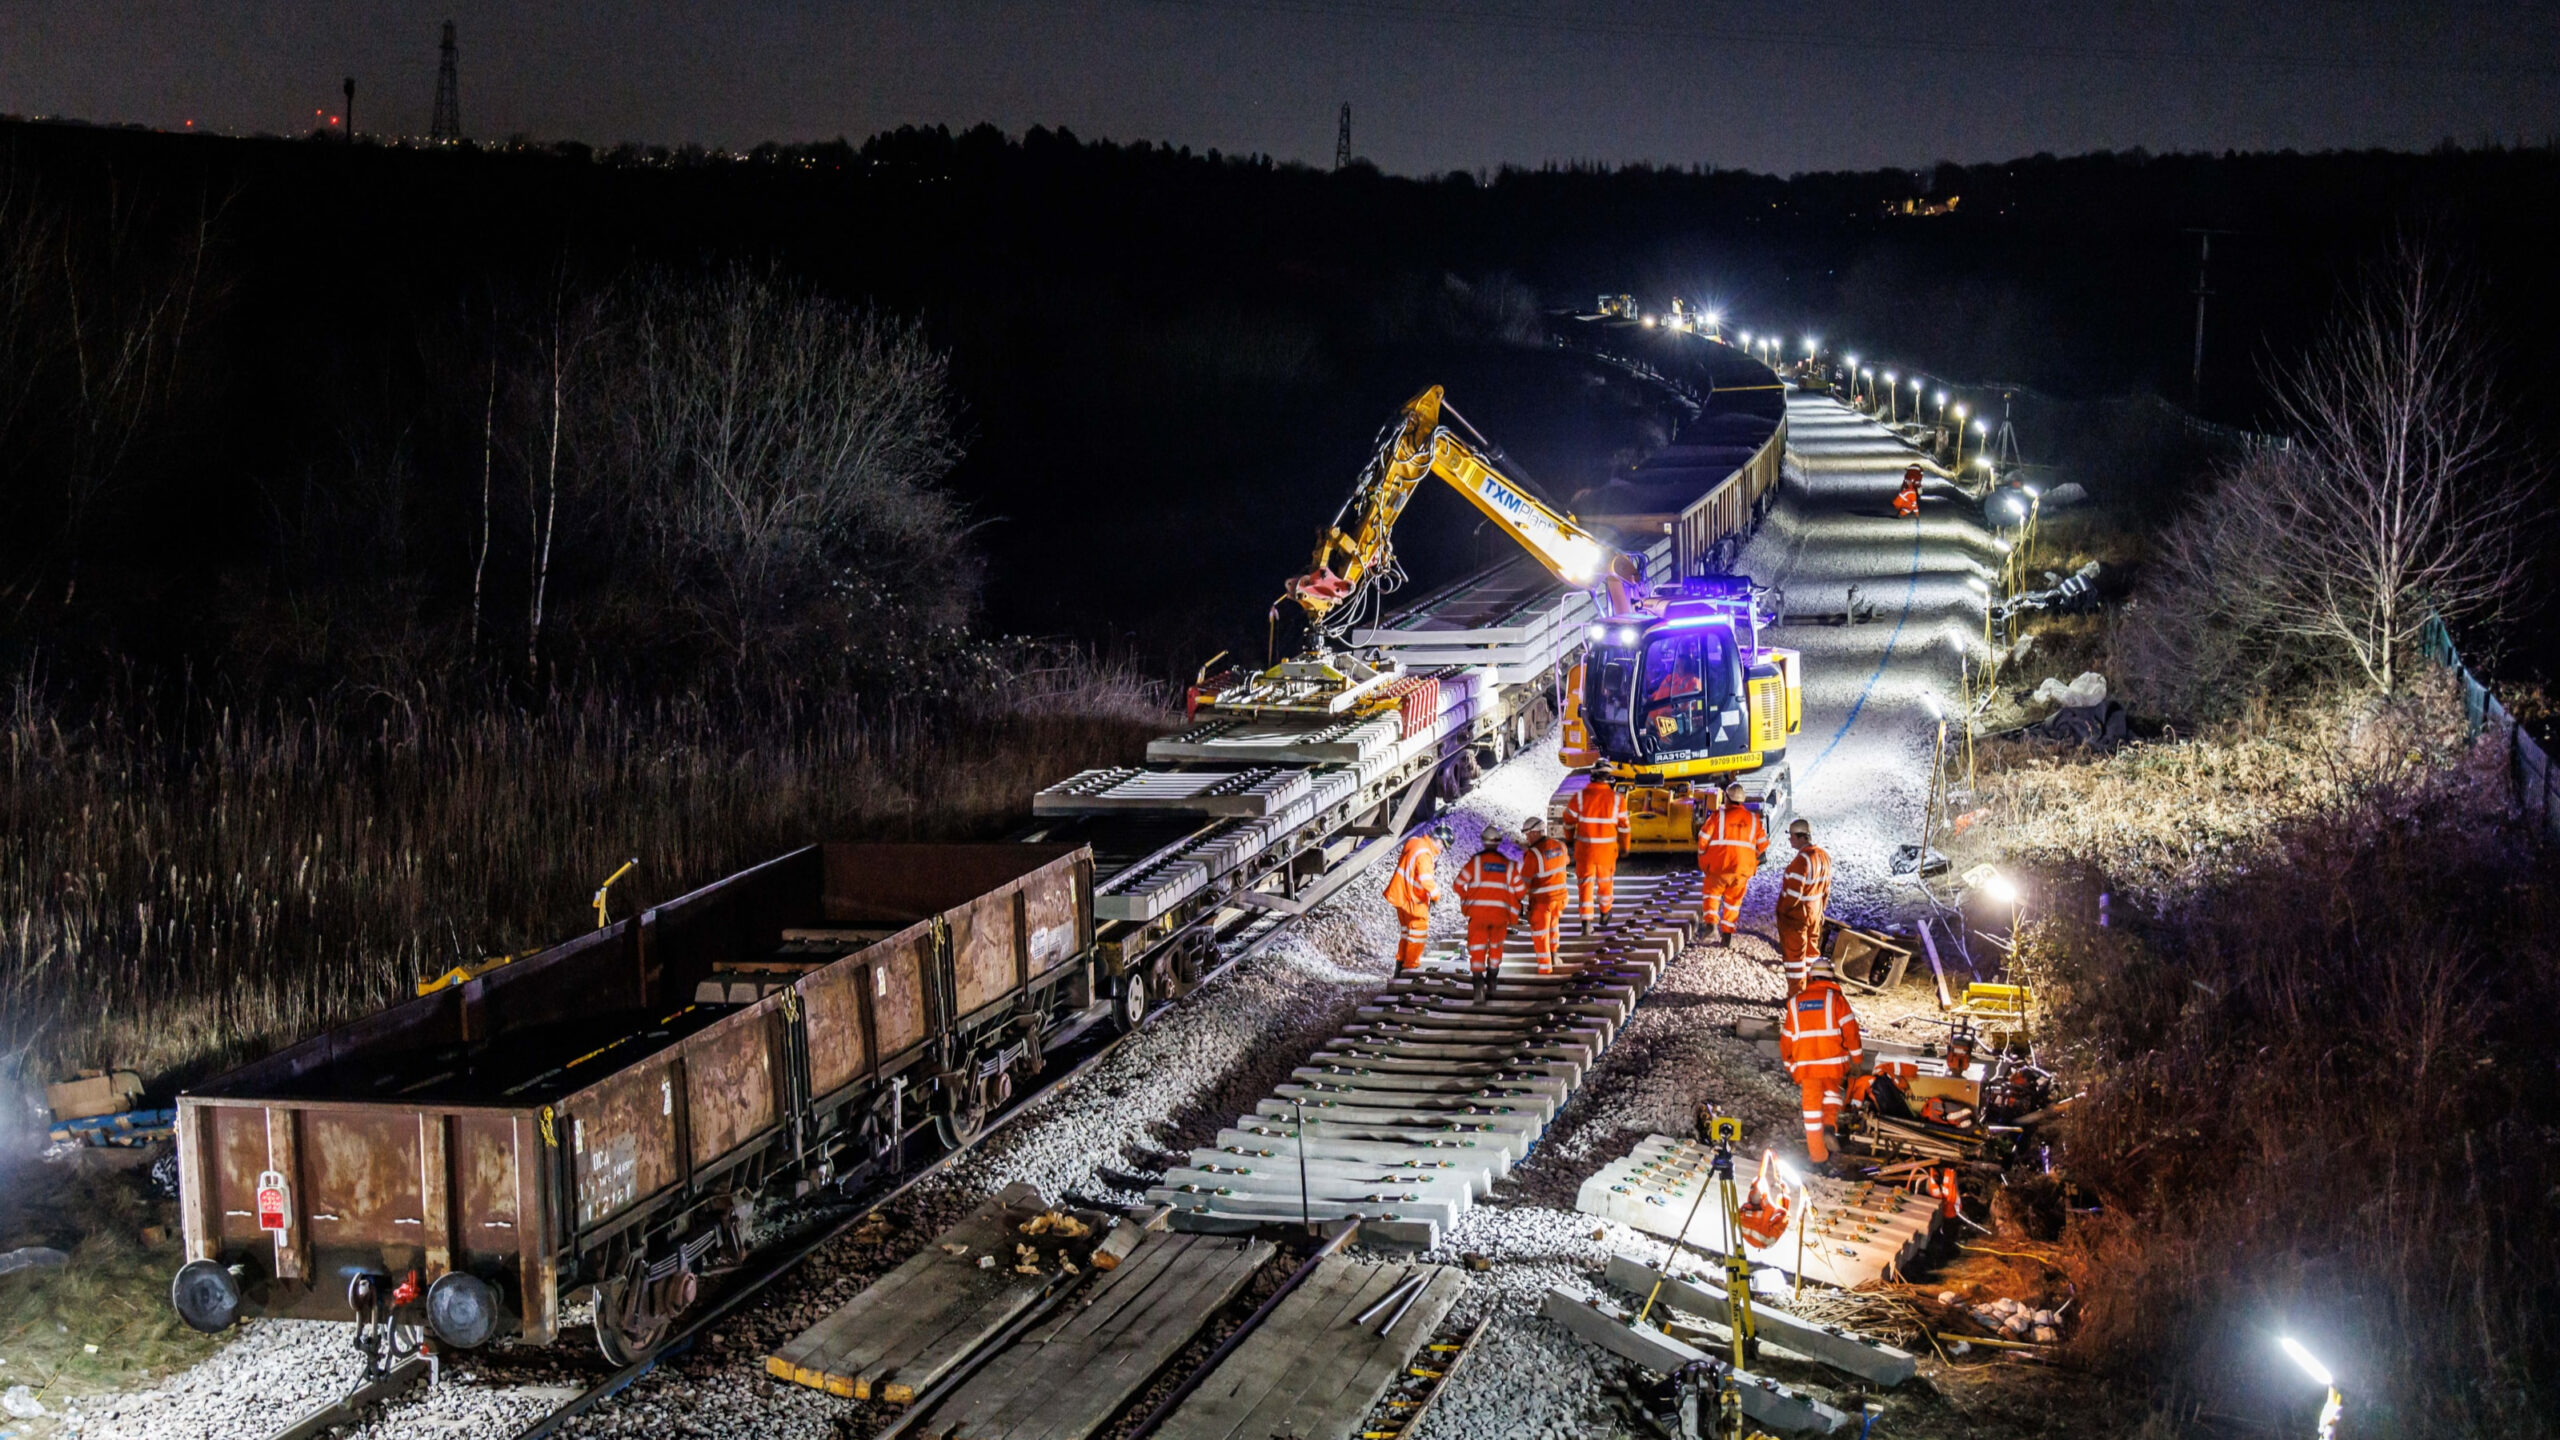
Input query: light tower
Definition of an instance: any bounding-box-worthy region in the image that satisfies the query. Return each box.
[431,20,462,141]
[1334,102,1352,170]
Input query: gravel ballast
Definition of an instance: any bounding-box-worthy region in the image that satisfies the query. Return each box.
[89,394,1973,1440]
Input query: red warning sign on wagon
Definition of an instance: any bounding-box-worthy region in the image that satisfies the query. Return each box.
[255,1169,291,1231]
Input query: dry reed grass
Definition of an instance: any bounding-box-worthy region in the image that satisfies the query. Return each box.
[1956,669,2478,901]
[0,659,1174,1097]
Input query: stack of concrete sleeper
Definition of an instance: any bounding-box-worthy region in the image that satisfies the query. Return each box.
[1149,872,1705,1246]
[1574,1134,1940,1288]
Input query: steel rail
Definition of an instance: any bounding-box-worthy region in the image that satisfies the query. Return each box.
[500,914,1293,1440]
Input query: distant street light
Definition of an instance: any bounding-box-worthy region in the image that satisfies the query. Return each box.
[1953,404,1971,467]
[2279,1338,2343,1440]
[1881,371,1898,422]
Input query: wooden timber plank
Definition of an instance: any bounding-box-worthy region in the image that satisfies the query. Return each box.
[763,1198,1049,1400]
[1014,1236,1272,1440]
[1269,1265,1462,1440]
[939,1232,1197,1428]
[934,1232,1275,1440]
[1154,1261,1408,1440]
[821,1210,1036,1396]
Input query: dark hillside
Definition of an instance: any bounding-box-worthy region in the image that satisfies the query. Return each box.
[1,121,2554,682]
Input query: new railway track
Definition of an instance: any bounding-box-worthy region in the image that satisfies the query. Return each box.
[262,914,1291,1440]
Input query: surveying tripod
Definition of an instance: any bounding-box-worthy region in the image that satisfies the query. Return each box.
[1632,1115,1772,1440]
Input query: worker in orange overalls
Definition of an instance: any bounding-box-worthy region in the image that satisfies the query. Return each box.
[1774,817,1832,995]
[1893,464,1923,517]
[1519,817,1572,974]
[1779,956,1862,1164]
[1564,773,1630,932]
[1694,781,1768,945]
[1649,654,1703,702]
[1382,822,1453,971]
[1455,828,1523,1000]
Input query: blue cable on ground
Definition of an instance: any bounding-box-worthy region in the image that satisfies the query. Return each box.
[1800,514,1924,781]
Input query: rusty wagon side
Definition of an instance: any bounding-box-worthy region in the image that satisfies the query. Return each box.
[171,841,1093,1359]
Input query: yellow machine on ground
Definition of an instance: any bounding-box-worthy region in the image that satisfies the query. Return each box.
[1275,385,1801,847]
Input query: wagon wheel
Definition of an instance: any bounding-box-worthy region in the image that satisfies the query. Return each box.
[1112,967,1150,1034]
[592,1270,673,1367]
[935,1095,989,1149]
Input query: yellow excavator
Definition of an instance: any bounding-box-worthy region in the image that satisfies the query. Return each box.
[1275,385,1801,849]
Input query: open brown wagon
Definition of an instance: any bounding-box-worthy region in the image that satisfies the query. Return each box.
[169,841,1093,1365]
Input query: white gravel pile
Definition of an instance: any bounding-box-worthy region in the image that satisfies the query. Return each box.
[72,1320,361,1440]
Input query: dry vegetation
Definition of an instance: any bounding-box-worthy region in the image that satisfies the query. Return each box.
[1926,245,2559,1435]
[1959,670,2479,899]
[1945,674,2558,1436]
[0,660,1173,1097]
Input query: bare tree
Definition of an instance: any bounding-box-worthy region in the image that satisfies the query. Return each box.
[2245,242,2526,694]
[518,273,604,676]
[469,315,495,656]
[609,265,967,670]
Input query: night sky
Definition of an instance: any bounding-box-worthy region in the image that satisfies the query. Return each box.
[6,1,2557,174]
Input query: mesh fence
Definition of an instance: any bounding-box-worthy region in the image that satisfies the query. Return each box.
[2423,614,2555,845]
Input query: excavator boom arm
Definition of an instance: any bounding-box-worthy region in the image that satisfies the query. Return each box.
[1286,385,1623,637]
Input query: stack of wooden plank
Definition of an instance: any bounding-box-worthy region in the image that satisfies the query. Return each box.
[1152,1259,1464,1440]
[765,1189,1123,1403]
[1151,872,1704,1247]
[911,1232,1276,1440]
[1574,1134,1941,1288]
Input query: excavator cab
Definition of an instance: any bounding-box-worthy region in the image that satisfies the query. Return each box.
[1565,579,1802,851]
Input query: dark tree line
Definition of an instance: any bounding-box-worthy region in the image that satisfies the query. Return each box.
[1,120,2557,687]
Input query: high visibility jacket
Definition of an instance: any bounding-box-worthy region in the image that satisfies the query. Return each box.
[1523,836,1572,902]
[1457,851,1523,920]
[1567,782,1630,848]
[1650,671,1702,701]
[1696,803,1769,875]
[1779,979,1861,1068]
[1383,834,1441,911]
[1735,1172,1793,1248]
[1778,844,1833,911]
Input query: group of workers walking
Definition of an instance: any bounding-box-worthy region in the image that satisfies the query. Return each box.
[1383,771,1861,1162]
